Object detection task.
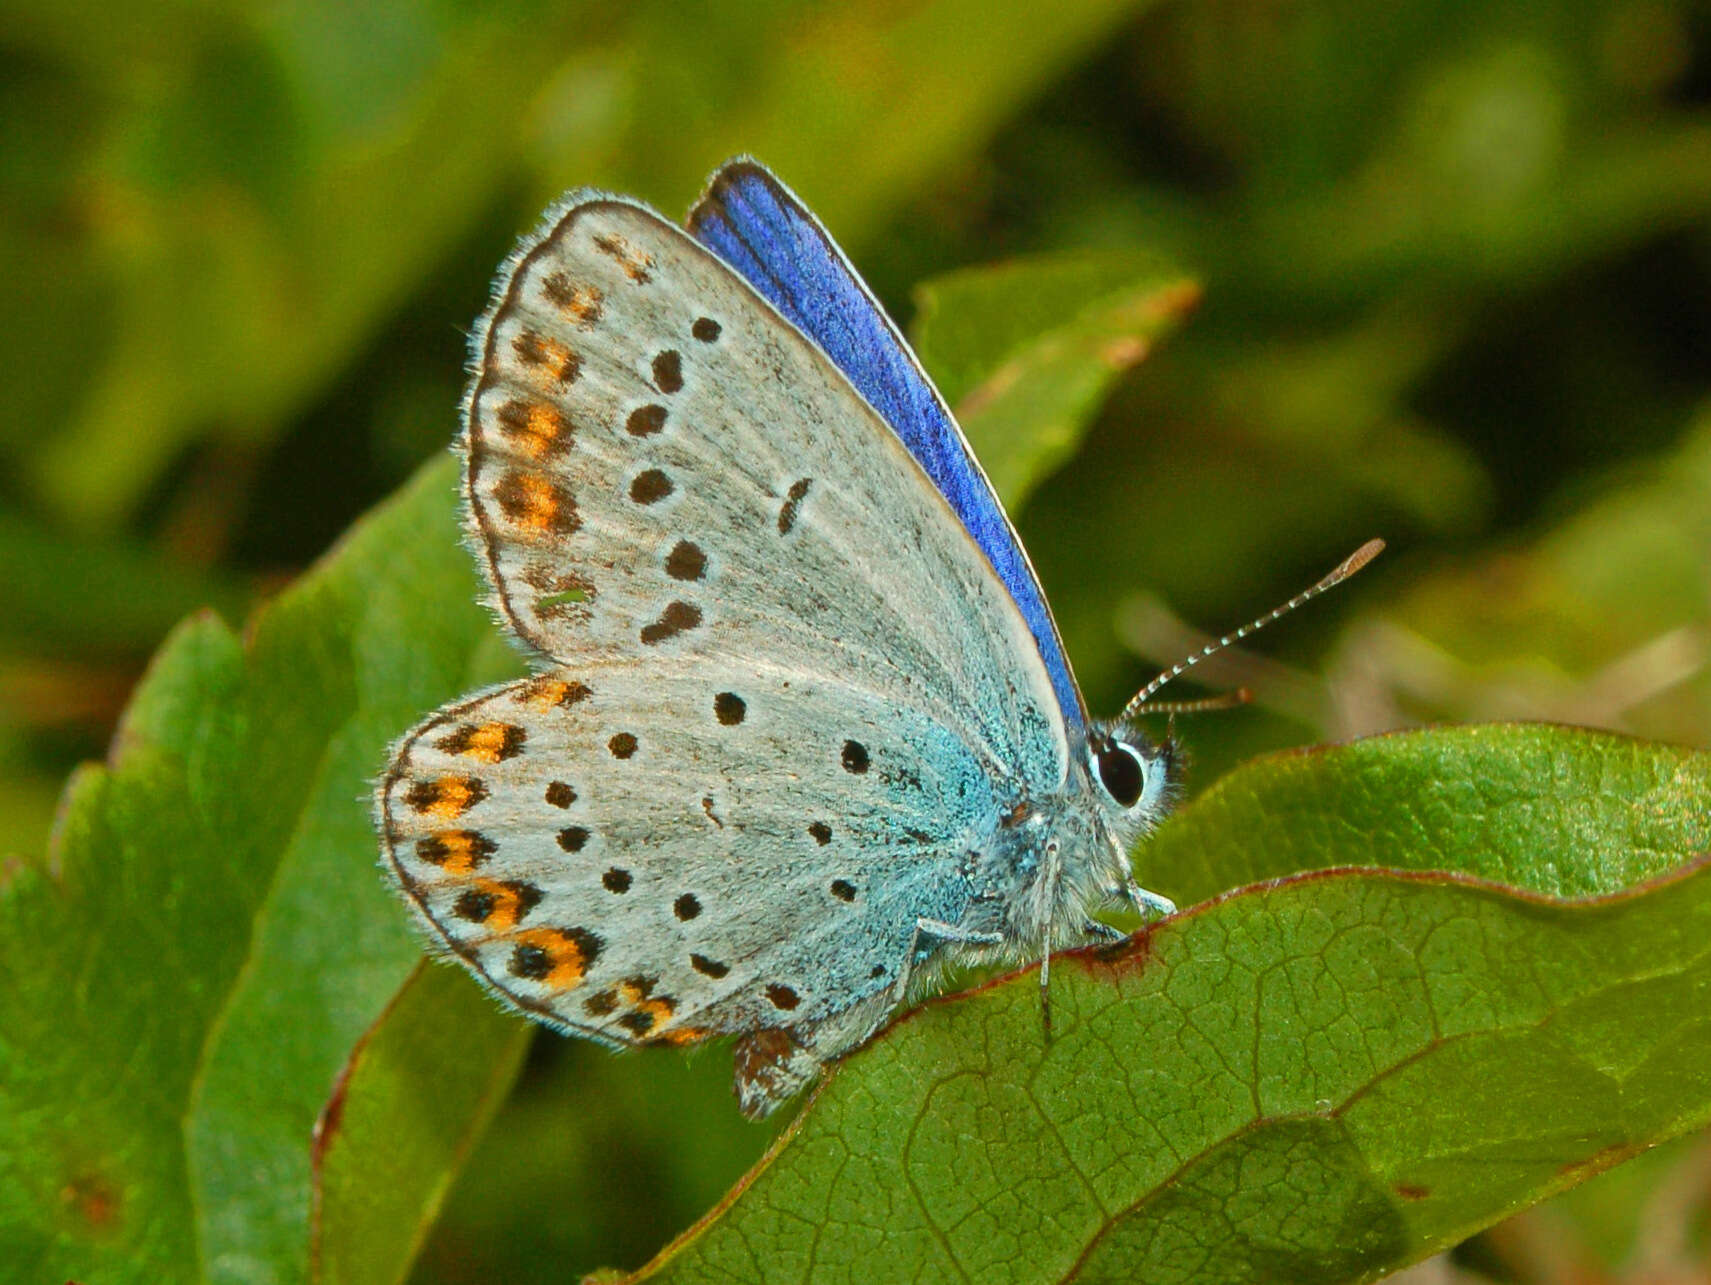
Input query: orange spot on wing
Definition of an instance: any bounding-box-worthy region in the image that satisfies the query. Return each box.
[613,978,681,1037]
[457,878,542,931]
[436,721,526,763]
[495,400,572,458]
[416,829,496,875]
[511,927,597,989]
[651,1025,709,1047]
[511,331,580,384]
[541,274,605,327]
[514,677,592,710]
[592,233,654,283]
[493,470,578,536]
[405,776,487,820]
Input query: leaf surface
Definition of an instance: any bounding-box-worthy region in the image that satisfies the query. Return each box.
[0,459,521,1284]
[912,251,1199,508]
[625,727,1711,1284]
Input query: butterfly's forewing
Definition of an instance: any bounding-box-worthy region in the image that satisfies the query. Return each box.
[688,160,1086,731]
[379,197,1065,1114]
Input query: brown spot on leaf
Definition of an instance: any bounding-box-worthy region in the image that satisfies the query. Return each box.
[63,1171,121,1231]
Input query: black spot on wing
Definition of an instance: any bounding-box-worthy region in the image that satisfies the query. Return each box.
[640,601,702,644]
[626,404,667,437]
[652,350,683,394]
[630,469,673,504]
[777,478,812,534]
[665,540,706,581]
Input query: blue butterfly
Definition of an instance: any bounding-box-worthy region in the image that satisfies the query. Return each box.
[377,158,1372,1116]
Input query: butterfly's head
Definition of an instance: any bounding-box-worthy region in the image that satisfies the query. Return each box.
[1084,722,1180,838]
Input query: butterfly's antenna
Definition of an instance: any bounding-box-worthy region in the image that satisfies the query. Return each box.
[1116,538,1385,724]
[1131,688,1253,717]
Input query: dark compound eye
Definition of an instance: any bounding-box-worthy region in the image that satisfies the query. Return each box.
[1095,739,1146,809]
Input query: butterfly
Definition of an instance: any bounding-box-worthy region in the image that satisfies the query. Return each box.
[375,157,1377,1118]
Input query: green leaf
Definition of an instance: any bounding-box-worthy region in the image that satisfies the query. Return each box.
[16,0,1159,531]
[596,0,1163,244]
[1371,405,1711,744]
[0,507,250,657]
[311,963,531,1285]
[1145,723,1711,904]
[0,456,522,1284]
[623,726,1710,1284]
[911,251,1200,507]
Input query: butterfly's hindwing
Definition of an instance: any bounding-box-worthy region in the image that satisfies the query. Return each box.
[379,659,998,1049]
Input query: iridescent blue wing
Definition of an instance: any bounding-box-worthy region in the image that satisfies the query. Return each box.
[687,159,1086,732]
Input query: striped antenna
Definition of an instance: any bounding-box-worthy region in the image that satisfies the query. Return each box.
[1128,688,1252,717]
[1117,538,1384,724]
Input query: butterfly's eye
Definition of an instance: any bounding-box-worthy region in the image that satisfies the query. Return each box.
[1093,739,1147,810]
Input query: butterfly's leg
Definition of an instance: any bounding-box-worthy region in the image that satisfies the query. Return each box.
[1124,877,1177,919]
[914,917,1005,947]
[890,917,1004,1010]
[1080,919,1127,943]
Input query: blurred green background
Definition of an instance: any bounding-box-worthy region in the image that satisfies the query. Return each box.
[4,0,1709,1280]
